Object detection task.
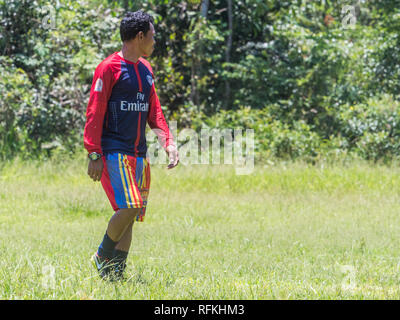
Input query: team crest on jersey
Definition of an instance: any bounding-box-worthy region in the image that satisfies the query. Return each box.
[94,78,103,92]
[146,75,153,86]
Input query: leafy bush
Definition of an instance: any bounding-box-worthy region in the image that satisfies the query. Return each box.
[1,0,399,163]
[333,95,400,161]
[0,57,36,157]
[193,106,321,161]
[0,0,122,159]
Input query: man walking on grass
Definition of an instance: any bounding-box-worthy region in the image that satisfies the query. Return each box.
[83,10,179,281]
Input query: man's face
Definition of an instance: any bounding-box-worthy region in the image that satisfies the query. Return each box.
[140,22,155,57]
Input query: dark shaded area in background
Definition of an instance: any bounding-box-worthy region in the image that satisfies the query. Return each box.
[0,0,399,162]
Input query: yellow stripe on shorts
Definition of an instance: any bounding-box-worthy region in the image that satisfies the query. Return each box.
[123,154,141,208]
[122,154,138,208]
[118,153,132,208]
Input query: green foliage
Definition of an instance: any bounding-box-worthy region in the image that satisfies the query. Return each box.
[334,95,400,162]
[0,0,122,159]
[0,0,399,162]
[0,57,36,157]
[193,93,400,162]
[194,106,321,161]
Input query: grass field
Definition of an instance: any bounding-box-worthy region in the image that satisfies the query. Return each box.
[1,152,400,299]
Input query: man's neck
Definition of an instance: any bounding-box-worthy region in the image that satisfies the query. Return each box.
[119,43,141,63]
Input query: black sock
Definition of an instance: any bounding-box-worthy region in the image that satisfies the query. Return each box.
[113,249,128,264]
[97,232,118,260]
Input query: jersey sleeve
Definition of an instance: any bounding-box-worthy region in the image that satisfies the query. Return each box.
[83,62,118,154]
[146,71,175,150]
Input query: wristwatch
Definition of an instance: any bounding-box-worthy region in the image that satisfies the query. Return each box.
[88,152,102,161]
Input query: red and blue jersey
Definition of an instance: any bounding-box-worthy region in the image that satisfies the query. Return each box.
[83,52,174,157]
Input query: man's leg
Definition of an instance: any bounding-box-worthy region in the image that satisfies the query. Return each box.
[96,208,139,262]
[111,220,135,278]
[114,220,134,252]
[106,208,139,243]
[94,153,146,280]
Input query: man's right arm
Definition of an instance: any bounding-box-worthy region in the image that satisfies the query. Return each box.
[83,63,116,155]
[83,62,116,181]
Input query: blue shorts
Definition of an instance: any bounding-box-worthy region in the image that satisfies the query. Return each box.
[100,152,151,221]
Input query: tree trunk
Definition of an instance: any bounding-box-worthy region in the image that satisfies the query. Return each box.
[201,0,209,18]
[225,0,233,108]
[191,0,210,109]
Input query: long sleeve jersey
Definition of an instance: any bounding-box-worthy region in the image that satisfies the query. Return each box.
[83,52,174,157]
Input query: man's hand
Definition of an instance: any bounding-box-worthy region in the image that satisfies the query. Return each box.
[166,145,179,169]
[88,158,104,181]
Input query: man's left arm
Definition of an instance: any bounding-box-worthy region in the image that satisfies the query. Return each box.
[147,83,179,169]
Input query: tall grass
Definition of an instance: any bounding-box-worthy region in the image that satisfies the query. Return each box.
[1,151,400,299]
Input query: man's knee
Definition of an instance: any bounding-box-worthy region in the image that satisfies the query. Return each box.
[117,207,141,218]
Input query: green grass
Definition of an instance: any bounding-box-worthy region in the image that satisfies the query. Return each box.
[1,151,400,299]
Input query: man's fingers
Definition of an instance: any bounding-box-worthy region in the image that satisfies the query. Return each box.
[167,159,175,169]
[96,171,102,181]
[88,165,94,180]
[88,162,103,181]
[167,152,179,169]
[168,159,179,169]
[92,168,101,181]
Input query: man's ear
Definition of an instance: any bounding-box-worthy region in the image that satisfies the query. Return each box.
[138,31,144,40]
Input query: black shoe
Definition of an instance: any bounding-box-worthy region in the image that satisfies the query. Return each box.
[109,260,126,281]
[91,252,114,280]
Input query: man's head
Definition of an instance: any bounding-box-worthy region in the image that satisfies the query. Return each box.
[120,11,155,57]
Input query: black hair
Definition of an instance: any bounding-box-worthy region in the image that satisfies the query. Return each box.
[120,10,154,42]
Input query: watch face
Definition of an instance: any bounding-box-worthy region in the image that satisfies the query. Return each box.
[89,153,100,160]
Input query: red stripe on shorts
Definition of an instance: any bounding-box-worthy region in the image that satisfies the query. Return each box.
[100,155,118,212]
